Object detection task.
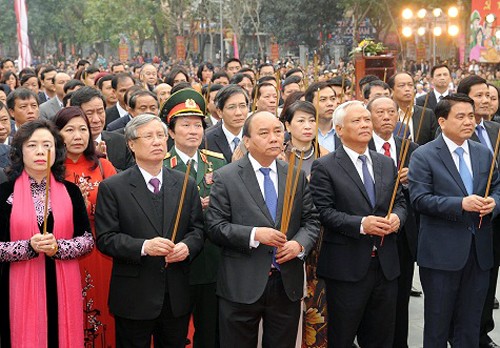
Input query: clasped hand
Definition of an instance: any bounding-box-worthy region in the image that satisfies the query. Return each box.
[462,195,496,217]
[254,227,302,264]
[144,237,189,263]
[30,233,58,257]
[362,214,400,237]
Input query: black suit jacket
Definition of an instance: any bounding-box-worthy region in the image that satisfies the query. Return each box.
[412,105,438,146]
[310,146,407,282]
[0,144,10,169]
[470,119,500,266]
[106,114,131,133]
[100,131,135,171]
[416,90,438,112]
[37,91,48,105]
[105,105,121,128]
[368,136,419,259]
[203,122,234,163]
[95,165,205,319]
[206,155,320,304]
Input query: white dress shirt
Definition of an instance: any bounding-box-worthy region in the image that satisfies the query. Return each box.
[138,166,163,255]
[372,133,397,166]
[221,122,243,152]
[117,102,128,118]
[442,133,473,177]
[174,146,198,172]
[399,106,415,139]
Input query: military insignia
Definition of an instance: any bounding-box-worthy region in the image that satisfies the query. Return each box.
[170,156,178,168]
[185,99,196,108]
[204,161,214,185]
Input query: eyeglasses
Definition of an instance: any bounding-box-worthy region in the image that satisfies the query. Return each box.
[134,133,167,142]
[224,103,248,112]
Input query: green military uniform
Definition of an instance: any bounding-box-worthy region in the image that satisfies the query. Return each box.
[160,88,227,348]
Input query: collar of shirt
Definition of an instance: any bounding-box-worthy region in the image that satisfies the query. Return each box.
[174,146,198,172]
[442,133,473,174]
[372,132,397,163]
[55,96,64,108]
[116,102,128,117]
[94,133,103,144]
[138,166,163,193]
[343,145,374,183]
[209,115,218,126]
[398,106,414,120]
[433,89,448,101]
[221,122,243,149]
[44,92,51,101]
[318,125,336,137]
[248,153,278,195]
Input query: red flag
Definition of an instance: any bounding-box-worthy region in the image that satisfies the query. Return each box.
[14,0,32,69]
[233,33,239,60]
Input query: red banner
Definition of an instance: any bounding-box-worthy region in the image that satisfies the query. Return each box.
[470,0,500,62]
[176,36,186,60]
[270,43,279,61]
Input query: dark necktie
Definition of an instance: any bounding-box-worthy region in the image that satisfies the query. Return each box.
[382,142,391,157]
[149,178,161,194]
[359,155,376,208]
[259,167,280,270]
[232,137,240,153]
[476,125,493,153]
[455,147,473,195]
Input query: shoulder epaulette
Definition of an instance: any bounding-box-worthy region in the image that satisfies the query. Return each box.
[164,152,171,160]
[200,149,225,160]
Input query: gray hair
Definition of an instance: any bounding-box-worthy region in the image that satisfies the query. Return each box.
[333,100,365,127]
[124,114,167,142]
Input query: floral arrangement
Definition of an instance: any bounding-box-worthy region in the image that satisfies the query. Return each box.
[350,38,387,56]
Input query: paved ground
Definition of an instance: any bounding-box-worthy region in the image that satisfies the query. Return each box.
[408,267,500,347]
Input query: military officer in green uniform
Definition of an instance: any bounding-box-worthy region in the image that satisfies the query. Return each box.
[160,89,226,348]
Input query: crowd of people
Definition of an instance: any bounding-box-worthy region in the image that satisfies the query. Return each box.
[0,54,499,348]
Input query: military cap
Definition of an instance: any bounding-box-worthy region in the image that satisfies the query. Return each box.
[159,89,206,125]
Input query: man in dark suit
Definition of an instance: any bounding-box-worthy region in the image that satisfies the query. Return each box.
[309,100,407,347]
[389,71,438,145]
[416,64,452,112]
[457,75,500,348]
[203,85,248,163]
[206,111,319,348]
[107,89,159,133]
[71,87,135,171]
[95,114,205,347]
[408,94,500,347]
[305,81,340,151]
[367,96,419,348]
[105,73,135,128]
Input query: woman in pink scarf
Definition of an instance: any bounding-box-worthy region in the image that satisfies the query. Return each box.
[0,119,94,347]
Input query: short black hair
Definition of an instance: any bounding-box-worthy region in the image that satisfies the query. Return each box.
[202,84,224,98]
[70,86,105,107]
[258,63,274,74]
[196,62,214,81]
[282,76,302,92]
[359,75,380,89]
[363,80,390,100]
[128,89,158,110]
[304,81,335,103]
[111,62,125,72]
[327,76,352,90]
[20,73,41,88]
[252,82,277,101]
[215,85,248,110]
[457,75,487,96]
[97,74,114,90]
[435,93,475,120]
[257,76,276,85]
[111,73,134,90]
[170,82,193,95]
[6,87,38,110]
[40,66,57,81]
[0,58,14,69]
[224,58,242,69]
[64,79,85,94]
[430,64,451,78]
[211,71,229,83]
[387,71,412,90]
[230,73,254,85]
[165,66,190,86]
[282,100,316,124]
[77,59,90,69]
[284,68,304,79]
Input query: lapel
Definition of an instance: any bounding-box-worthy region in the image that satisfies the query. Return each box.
[129,166,162,235]
[196,151,207,186]
[371,150,384,210]
[484,121,499,149]
[469,140,482,194]
[336,146,373,207]
[162,168,180,238]
[238,156,275,225]
[334,133,341,149]
[436,136,469,196]
[213,126,233,162]
[275,160,287,229]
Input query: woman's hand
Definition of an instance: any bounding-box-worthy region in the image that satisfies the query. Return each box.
[31,233,58,257]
